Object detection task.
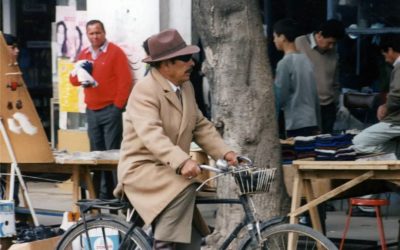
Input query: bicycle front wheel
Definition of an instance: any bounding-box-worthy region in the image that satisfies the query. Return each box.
[56,215,151,250]
[239,223,337,250]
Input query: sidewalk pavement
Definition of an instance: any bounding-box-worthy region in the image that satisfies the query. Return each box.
[19,182,400,248]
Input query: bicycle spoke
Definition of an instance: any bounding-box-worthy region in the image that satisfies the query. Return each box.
[101,227,108,250]
[56,215,152,250]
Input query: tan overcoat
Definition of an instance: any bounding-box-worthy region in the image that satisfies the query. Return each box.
[117,68,232,225]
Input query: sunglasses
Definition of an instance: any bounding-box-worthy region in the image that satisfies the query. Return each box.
[172,54,193,62]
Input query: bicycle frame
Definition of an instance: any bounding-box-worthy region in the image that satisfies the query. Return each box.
[196,194,285,249]
[72,158,280,249]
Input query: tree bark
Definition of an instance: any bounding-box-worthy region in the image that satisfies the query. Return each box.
[192,0,290,247]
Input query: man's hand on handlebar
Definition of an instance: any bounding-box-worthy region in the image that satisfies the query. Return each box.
[180,159,201,179]
[224,151,238,166]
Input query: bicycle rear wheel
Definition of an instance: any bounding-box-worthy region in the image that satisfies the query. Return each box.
[56,214,151,250]
[239,223,337,250]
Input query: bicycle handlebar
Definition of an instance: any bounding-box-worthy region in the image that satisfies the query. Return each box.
[196,156,254,192]
[198,156,254,174]
[199,164,224,173]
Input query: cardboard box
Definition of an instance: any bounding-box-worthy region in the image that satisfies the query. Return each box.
[58,129,90,152]
[8,236,61,250]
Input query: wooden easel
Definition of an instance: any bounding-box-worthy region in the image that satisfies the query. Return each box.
[0,32,53,163]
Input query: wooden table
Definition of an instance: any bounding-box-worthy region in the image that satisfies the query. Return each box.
[1,150,211,213]
[288,160,400,233]
[1,154,118,213]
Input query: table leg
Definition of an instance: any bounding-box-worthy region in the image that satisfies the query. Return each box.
[72,165,80,213]
[288,168,302,250]
[289,168,303,224]
[84,168,96,199]
[4,175,10,200]
[304,180,323,233]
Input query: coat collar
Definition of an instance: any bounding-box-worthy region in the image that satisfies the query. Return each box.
[149,68,192,141]
[150,68,183,113]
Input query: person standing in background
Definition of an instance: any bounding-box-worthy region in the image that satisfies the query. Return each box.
[295,19,345,134]
[69,19,133,199]
[273,19,320,138]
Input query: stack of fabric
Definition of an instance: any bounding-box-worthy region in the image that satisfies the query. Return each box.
[280,139,296,164]
[315,134,357,161]
[294,136,317,160]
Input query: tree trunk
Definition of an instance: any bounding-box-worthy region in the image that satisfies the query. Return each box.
[192,0,290,248]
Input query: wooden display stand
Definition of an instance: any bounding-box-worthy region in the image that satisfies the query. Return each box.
[288,160,400,234]
[0,32,53,163]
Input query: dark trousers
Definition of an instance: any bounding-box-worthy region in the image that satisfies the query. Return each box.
[87,105,123,199]
[320,103,337,134]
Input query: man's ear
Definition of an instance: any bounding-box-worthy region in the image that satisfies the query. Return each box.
[159,60,168,68]
[159,60,172,73]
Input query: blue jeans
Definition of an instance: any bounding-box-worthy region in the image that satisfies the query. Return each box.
[352,121,400,158]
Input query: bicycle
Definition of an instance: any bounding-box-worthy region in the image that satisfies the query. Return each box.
[56,156,338,250]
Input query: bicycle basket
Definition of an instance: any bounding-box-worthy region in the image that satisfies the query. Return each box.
[233,168,276,194]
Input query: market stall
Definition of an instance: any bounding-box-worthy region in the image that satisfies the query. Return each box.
[288,160,400,234]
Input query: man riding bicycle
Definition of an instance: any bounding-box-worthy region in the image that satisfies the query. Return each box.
[114,29,238,250]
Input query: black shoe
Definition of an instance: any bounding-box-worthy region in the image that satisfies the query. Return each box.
[299,215,311,227]
[153,240,175,250]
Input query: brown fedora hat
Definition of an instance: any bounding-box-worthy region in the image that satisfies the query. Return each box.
[142,29,199,63]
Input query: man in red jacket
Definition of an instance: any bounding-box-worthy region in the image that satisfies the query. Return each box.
[70,20,133,199]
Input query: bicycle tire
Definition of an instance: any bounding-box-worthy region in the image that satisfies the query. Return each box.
[56,214,152,250]
[238,223,338,250]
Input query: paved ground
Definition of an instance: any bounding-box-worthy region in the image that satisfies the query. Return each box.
[16,182,400,248]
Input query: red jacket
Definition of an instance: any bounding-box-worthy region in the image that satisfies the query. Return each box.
[70,42,133,110]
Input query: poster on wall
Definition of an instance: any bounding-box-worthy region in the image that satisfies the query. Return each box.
[74,11,90,62]
[55,6,76,59]
[58,58,79,112]
[55,6,86,114]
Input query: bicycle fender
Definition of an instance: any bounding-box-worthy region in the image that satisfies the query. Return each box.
[62,214,123,232]
[257,216,287,231]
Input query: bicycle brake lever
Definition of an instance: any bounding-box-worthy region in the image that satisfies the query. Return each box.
[215,159,229,171]
[237,156,253,166]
